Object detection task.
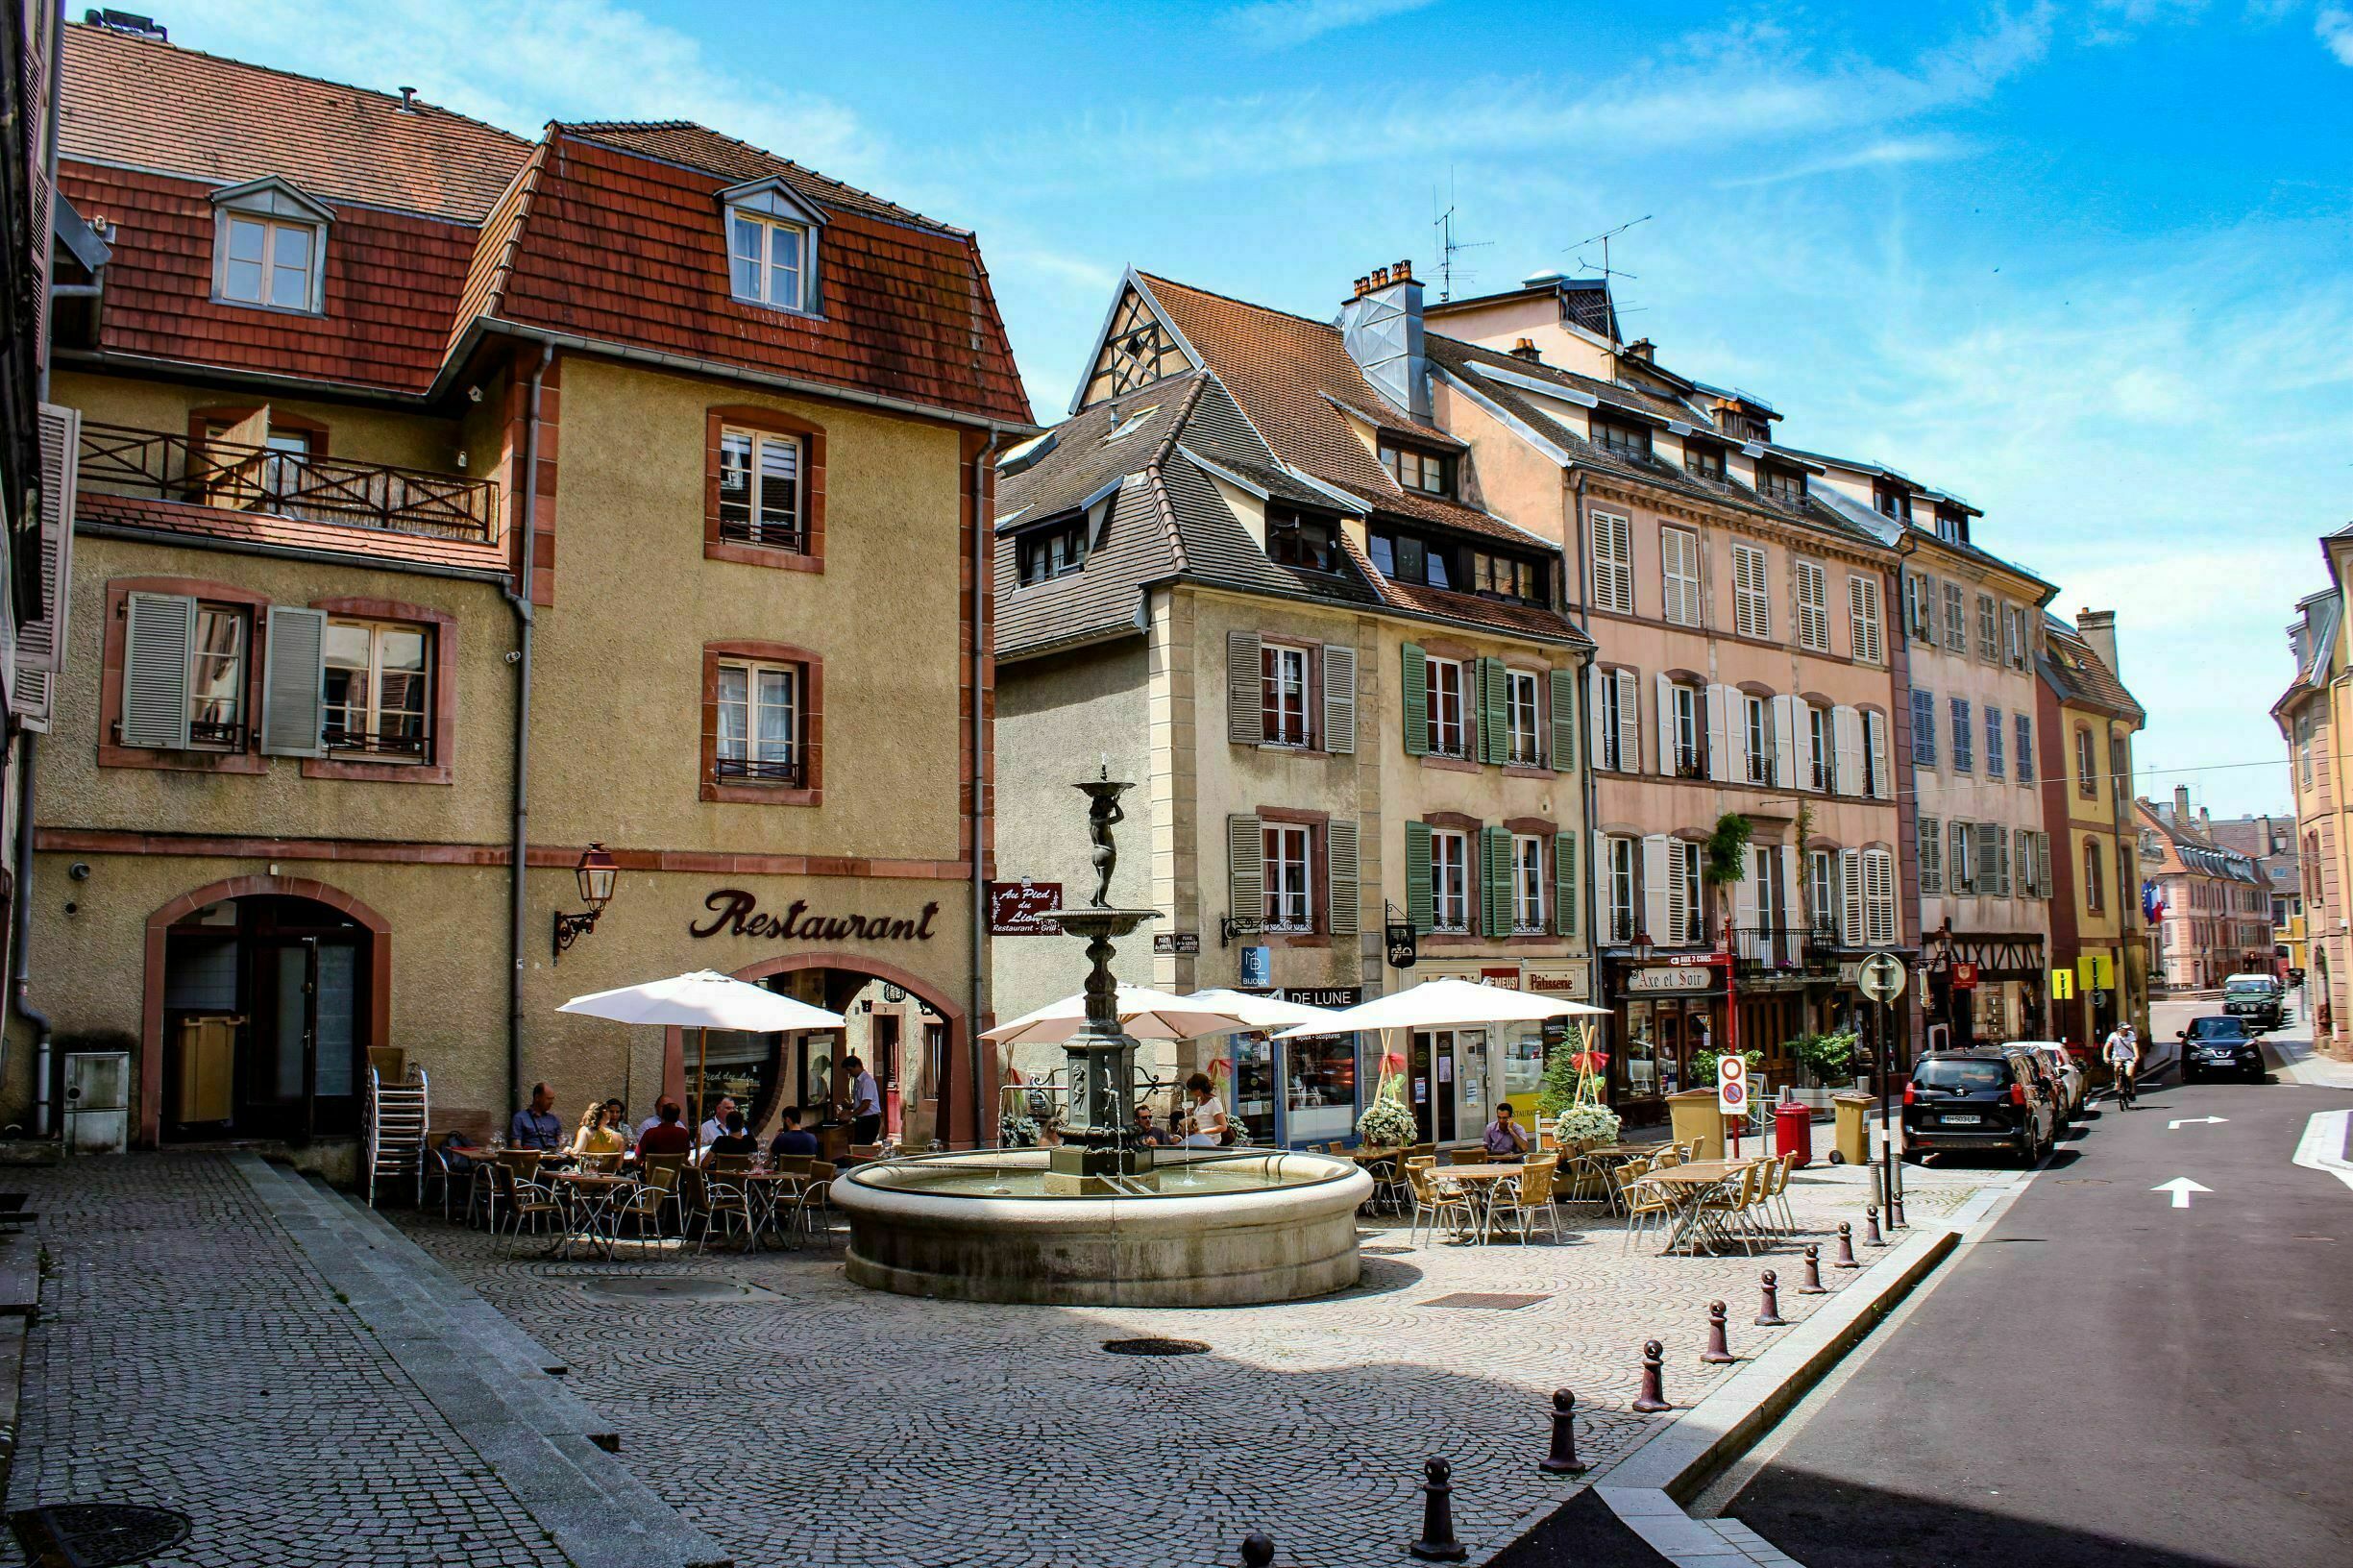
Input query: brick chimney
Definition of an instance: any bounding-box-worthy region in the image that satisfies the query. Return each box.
[2076,609,2120,677]
[1624,337,1656,362]
[2173,784,2192,825]
[1509,337,1542,363]
[1340,258,1429,421]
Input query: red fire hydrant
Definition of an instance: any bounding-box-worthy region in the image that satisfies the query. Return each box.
[1774,1101,1815,1168]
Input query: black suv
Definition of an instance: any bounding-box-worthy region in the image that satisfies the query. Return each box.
[1902,1049,2056,1165]
[2180,1016,2264,1083]
[2221,976,2284,1031]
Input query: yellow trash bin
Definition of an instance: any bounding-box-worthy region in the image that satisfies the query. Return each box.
[1830,1092,1873,1166]
[1665,1089,1727,1161]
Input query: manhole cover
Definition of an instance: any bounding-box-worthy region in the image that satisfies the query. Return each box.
[1423,1291,1549,1311]
[1102,1337,1211,1357]
[12,1504,192,1567]
[582,1279,752,1302]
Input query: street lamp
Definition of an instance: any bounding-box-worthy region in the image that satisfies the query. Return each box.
[552,842,619,962]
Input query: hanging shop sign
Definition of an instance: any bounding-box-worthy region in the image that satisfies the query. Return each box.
[1626,966,1714,993]
[692,890,940,943]
[986,880,1064,937]
[1385,921,1418,969]
[1238,945,1273,988]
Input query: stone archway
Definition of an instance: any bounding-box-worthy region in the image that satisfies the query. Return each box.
[141,873,394,1147]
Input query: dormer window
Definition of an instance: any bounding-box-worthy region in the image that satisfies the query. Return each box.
[1759,464,1807,505]
[1934,504,1968,545]
[1588,415,1652,459]
[1874,482,1913,522]
[1684,442,1726,480]
[1381,443,1454,497]
[1265,506,1336,572]
[210,177,331,314]
[719,178,826,315]
[1017,517,1089,586]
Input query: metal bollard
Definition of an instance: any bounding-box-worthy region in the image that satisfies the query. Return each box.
[1797,1243,1827,1293]
[1889,1191,1908,1230]
[1241,1531,1275,1568]
[1864,1204,1883,1246]
[1631,1338,1672,1412]
[1701,1299,1736,1363]
[1409,1457,1469,1562]
[1754,1269,1788,1327]
[1540,1387,1589,1474]
[1832,1221,1859,1269]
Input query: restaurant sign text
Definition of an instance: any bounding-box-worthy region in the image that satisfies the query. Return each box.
[691,889,940,943]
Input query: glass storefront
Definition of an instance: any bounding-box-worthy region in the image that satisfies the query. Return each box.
[1283,1034,1358,1144]
[1231,1033,1277,1140]
[1502,1026,1545,1105]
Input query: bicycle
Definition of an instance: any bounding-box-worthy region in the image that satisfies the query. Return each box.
[2111,1065,2137,1111]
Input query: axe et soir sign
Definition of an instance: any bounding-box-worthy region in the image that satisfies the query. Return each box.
[689,889,940,943]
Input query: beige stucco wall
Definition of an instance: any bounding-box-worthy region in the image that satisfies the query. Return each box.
[1425,299,1614,380]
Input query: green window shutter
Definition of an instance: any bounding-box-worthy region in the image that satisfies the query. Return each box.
[1549,667,1577,773]
[1401,642,1428,756]
[1481,824,1511,937]
[1328,819,1360,936]
[1405,821,1434,935]
[1322,643,1357,755]
[1228,814,1263,932]
[120,591,196,750]
[1479,657,1507,765]
[1554,832,1577,937]
[260,604,329,757]
[1226,630,1262,746]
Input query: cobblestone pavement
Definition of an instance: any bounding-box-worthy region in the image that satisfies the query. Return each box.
[401,1158,2011,1568]
[1,1154,575,1568]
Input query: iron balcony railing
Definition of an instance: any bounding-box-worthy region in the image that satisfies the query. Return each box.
[1733,920,1842,977]
[78,422,501,544]
[715,753,807,787]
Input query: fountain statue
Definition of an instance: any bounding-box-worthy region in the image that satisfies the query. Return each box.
[826,770,1373,1306]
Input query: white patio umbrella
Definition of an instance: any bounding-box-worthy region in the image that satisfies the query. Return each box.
[1273,976,1608,1037]
[1181,989,1349,1033]
[559,969,845,1137]
[980,984,1255,1047]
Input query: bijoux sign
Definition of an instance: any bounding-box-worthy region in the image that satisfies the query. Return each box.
[689,889,940,943]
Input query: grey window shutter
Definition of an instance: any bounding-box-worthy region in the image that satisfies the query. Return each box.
[261,604,329,757]
[1401,642,1428,756]
[1950,820,1971,894]
[1322,643,1357,755]
[120,592,196,750]
[1405,821,1434,935]
[1227,630,1262,745]
[1554,832,1577,937]
[12,405,80,733]
[2036,832,2053,897]
[1328,819,1360,935]
[1974,821,2000,889]
[1550,667,1576,773]
[1228,814,1263,931]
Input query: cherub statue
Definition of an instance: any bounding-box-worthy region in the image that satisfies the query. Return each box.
[1087,789,1123,908]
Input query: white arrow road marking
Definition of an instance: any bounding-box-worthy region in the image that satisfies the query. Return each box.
[2292,1110,2353,1193]
[2152,1178,2213,1209]
[2169,1116,2228,1130]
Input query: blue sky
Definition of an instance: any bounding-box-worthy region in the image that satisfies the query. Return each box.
[166,1,2351,817]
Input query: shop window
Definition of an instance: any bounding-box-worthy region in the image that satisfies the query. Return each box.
[1285,1035,1359,1144]
[1432,829,1470,933]
[322,618,430,760]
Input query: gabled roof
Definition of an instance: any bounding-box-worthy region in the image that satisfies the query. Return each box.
[2039,615,2145,725]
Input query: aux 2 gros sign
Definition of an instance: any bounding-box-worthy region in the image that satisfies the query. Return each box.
[689,889,941,943]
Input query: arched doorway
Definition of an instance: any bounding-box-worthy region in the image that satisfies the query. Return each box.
[144,875,391,1145]
[662,953,972,1152]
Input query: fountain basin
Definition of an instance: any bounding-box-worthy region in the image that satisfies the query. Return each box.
[833,1148,1373,1307]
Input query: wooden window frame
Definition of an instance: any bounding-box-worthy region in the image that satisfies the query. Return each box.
[99,576,272,775]
[726,207,813,313]
[1261,640,1315,749]
[700,640,823,806]
[1429,821,1473,935]
[2076,725,2098,799]
[1259,805,1332,947]
[1509,831,1549,934]
[704,406,826,573]
[1503,666,1543,769]
[1425,655,1469,759]
[1660,526,1703,628]
[212,207,327,316]
[302,597,457,785]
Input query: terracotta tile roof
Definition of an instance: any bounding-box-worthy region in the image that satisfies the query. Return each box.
[61,24,530,222]
[2040,615,2145,724]
[560,122,944,230]
[76,491,511,576]
[62,161,482,395]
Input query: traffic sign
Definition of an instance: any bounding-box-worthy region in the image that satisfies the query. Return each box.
[2050,968,2075,1001]
[1857,951,1907,1004]
[1716,1054,1749,1117]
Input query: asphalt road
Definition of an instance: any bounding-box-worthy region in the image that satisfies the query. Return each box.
[1726,1040,2353,1567]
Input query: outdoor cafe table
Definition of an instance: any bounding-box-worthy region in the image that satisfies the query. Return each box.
[1434,1163,1531,1241]
[546,1170,634,1259]
[1635,1159,1752,1255]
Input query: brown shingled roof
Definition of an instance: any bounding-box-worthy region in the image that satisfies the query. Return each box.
[560,122,944,229]
[61,23,530,222]
[76,491,511,575]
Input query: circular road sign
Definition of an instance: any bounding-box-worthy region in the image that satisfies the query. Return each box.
[1717,1054,1748,1115]
[1858,950,1908,1004]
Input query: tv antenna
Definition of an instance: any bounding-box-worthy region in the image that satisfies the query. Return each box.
[1432,175,1491,303]
[1565,214,1650,344]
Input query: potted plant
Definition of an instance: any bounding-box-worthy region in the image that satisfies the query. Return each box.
[1534,1037,1620,1150]
[1356,1066,1417,1150]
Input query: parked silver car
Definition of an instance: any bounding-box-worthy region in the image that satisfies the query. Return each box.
[2006,1041,2086,1123]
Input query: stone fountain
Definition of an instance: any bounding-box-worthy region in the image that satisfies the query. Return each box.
[829,769,1371,1306]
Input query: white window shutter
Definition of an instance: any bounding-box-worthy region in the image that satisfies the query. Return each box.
[1704,683,1730,782]
[2036,832,2053,899]
[260,605,329,757]
[120,592,196,750]
[1595,828,1612,935]
[1732,850,1759,933]
[1588,665,1607,769]
[1840,848,1863,947]
[1866,851,1895,943]
[1664,841,1689,943]
[12,404,81,732]
[1832,704,1861,796]
[1227,630,1262,745]
[1616,669,1640,775]
[1771,694,1798,789]
[1779,844,1802,943]
[1327,818,1360,935]
[1642,834,1670,944]
[1228,815,1263,928]
[1867,710,1892,799]
[1322,643,1357,754]
[1654,672,1674,774]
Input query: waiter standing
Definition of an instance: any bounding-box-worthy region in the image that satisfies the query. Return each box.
[845,1057,884,1145]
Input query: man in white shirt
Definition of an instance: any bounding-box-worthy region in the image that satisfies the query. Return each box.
[698,1095,738,1151]
[845,1059,883,1145]
[2102,1025,2140,1109]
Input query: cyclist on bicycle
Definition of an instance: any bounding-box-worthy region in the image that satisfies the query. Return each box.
[2102,1023,2140,1109]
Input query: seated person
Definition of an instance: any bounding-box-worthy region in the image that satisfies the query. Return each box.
[1483,1101,1529,1157]
[1131,1102,1179,1147]
[507,1081,565,1151]
[572,1101,625,1158]
[602,1098,630,1149]
[769,1106,821,1160]
[634,1101,696,1158]
[704,1111,759,1161]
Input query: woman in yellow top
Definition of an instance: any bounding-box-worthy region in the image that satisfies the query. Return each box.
[571,1101,625,1157]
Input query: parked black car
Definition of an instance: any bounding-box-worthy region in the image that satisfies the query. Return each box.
[1901,1049,2057,1164]
[2179,1016,2264,1083]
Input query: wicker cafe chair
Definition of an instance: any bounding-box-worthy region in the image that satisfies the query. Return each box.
[792,1162,840,1248]
[608,1165,679,1249]
[1486,1154,1560,1243]
[484,1162,563,1257]
[1616,1162,1678,1254]
[1406,1158,1475,1245]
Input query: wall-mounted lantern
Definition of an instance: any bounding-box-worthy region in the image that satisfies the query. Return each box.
[552,843,619,962]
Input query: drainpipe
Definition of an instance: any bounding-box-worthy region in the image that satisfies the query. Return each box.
[502,344,553,1120]
[1569,470,1602,1001]
[15,0,68,1136]
[968,426,1003,1149]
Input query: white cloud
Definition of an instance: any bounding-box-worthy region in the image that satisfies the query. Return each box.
[1715,134,1976,188]
[2318,6,2353,64]
[1221,0,1439,51]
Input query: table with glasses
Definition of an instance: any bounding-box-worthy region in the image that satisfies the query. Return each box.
[545,1169,635,1258]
